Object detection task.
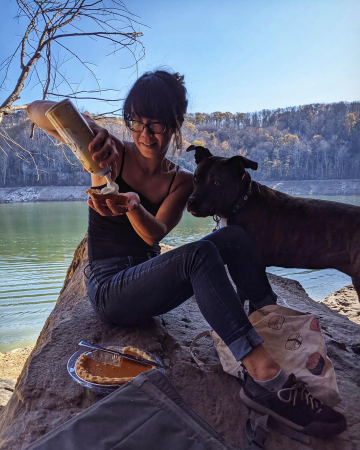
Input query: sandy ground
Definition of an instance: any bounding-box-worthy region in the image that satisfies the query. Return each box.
[321,284,360,325]
[0,347,34,382]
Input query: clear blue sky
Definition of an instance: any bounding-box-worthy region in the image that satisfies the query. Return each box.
[1,0,359,114]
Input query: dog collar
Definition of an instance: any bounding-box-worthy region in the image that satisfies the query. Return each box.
[212,173,253,232]
[231,176,253,213]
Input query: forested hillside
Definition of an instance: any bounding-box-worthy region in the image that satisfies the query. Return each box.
[1,101,359,187]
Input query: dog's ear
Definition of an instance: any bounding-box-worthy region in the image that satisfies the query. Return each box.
[186,145,213,165]
[227,155,258,171]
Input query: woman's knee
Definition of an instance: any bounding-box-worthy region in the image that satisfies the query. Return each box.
[219,224,248,239]
[173,240,222,278]
[185,239,219,259]
[205,225,253,247]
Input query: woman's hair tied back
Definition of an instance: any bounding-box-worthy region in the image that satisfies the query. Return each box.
[123,69,188,150]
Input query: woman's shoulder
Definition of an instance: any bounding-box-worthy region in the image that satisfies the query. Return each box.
[177,165,193,181]
[170,164,193,193]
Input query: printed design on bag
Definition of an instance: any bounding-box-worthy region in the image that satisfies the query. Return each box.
[237,370,245,380]
[285,333,303,350]
[310,317,321,332]
[237,363,247,381]
[306,352,325,375]
[268,315,285,330]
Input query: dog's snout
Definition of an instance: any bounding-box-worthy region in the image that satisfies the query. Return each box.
[187,196,196,209]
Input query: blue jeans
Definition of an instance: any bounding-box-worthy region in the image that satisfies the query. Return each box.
[86,226,277,361]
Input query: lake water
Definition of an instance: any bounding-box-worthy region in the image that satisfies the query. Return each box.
[0,194,358,352]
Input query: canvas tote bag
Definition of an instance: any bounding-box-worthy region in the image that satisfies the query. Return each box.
[190,304,341,407]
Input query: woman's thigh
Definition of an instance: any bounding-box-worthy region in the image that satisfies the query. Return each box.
[93,247,197,325]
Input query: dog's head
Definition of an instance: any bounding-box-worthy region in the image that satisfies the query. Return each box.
[186,145,258,217]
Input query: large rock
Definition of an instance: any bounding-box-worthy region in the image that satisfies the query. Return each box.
[0,239,359,450]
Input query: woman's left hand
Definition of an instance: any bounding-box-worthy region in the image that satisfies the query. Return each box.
[88,192,140,216]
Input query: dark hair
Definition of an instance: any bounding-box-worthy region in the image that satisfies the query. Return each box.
[123,70,188,150]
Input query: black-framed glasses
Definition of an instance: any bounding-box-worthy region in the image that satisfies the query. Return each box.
[127,119,167,134]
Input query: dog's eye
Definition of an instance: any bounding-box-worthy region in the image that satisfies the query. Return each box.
[214,180,220,186]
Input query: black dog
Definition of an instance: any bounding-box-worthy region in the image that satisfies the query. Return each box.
[186,145,360,301]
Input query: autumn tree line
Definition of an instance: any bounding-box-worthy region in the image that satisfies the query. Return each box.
[0,101,359,187]
[180,101,360,181]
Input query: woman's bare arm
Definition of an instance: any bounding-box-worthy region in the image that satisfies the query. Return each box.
[27,100,122,184]
[92,170,194,245]
[127,171,193,245]
[26,101,193,244]
[27,101,64,142]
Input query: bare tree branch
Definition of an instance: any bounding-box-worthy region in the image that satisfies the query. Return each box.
[91,107,123,119]
[0,0,145,126]
[47,92,123,101]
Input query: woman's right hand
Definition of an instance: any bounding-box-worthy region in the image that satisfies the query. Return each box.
[88,192,140,217]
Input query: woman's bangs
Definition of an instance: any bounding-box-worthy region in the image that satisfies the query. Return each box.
[126,77,176,125]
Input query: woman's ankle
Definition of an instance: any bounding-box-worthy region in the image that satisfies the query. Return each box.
[242,344,281,381]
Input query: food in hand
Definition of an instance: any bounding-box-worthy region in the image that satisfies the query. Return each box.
[86,188,128,207]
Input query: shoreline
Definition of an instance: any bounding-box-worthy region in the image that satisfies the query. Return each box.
[0,179,359,203]
[0,347,34,382]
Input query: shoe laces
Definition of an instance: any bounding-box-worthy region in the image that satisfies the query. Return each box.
[277,378,323,413]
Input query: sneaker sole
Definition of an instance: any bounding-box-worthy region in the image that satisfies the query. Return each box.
[240,388,346,439]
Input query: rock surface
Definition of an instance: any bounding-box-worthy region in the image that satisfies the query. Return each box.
[0,239,359,450]
[1,178,359,203]
[321,285,360,326]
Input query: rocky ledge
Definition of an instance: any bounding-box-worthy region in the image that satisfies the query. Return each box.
[261,178,360,196]
[0,186,88,203]
[0,239,359,450]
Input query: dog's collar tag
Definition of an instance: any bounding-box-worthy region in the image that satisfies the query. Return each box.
[212,215,221,232]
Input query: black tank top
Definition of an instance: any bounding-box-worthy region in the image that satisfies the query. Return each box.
[87,150,179,262]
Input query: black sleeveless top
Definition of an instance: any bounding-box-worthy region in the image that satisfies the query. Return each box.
[87,150,179,262]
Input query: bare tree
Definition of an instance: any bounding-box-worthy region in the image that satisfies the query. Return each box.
[0,0,144,126]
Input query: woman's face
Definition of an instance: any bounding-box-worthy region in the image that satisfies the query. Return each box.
[131,115,174,159]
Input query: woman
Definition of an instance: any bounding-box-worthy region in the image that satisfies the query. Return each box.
[27,70,345,438]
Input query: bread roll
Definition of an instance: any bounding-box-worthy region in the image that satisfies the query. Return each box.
[86,188,129,207]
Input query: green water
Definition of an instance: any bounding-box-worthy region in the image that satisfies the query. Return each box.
[0,203,213,352]
[0,195,358,352]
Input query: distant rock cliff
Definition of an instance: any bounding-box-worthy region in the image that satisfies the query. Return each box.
[1,179,359,203]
